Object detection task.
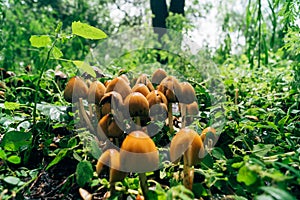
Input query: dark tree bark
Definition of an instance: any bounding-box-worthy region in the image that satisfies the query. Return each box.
[150,0,168,40]
[169,0,185,15]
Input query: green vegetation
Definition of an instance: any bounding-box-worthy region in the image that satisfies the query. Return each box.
[0,0,299,199]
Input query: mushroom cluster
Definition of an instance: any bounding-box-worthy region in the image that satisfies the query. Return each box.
[63,68,218,197]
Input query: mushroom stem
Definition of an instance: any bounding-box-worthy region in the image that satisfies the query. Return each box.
[78,98,95,133]
[168,103,174,133]
[88,104,94,119]
[134,116,142,130]
[95,104,101,121]
[181,103,187,128]
[138,173,149,200]
[183,152,194,191]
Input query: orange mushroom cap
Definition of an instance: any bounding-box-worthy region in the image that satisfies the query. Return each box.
[87,81,106,104]
[170,128,204,166]
[106,77,131,100]
[97,114,124,140]
[120,131,159,172]
[124,92,149,118]
[64,76,88,102]
[132,84,151,97]
[136,74,155,91]
[99,91,124,118]
[157,76,182,103]
[179,82,196,104]
[96,149,127,183]
[151,68,167,86]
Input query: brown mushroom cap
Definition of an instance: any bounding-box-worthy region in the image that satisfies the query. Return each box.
[136,74,155,91]
[120,131,159,172]
[170,128,204,166]
[64,76,88,102]
[146,90,168,107]
[87,81,106,104]
[157,76,182,103]
[132,84,150,97]
[201,127,217,146]
[106,77,131,100]
[99,91,124,118]
[97,114,124,140]
[179,82,196,104]
[186,101,199,116]
[151,68,167,86]
[96,149,127,183]
[124,92,149,118]
[119,74,130,85]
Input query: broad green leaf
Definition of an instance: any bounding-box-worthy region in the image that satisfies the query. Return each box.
[255,194,274,200]
[4,176,20,185]
[212,147,226,159]
[30,35,51,48]
[260,186,296,200]
[253,144,274,157]
[7,155,21,164]
[52,46,63,59]
[0,149,7,160]
[72,21,107,39]
[76,160,93,187]
[46,148,68,170]
[4,102,20,110]
[89,139,102,160]
[232,161,244,168]
[73,61,96,78]
[237,165,257,186]
[1,131,32,151]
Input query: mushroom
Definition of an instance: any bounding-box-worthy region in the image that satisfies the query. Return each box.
[97,113,124,146]
[98,91,124,121]
[105,77,131,100]
[151,68,167,87]
[132,83,151,97]
[201,127,218,152]
[136,74,155,91]
[124,92,150,130]
[184,101,199,127]
[96,149,127,194]
[157,76,182,133]
[64,76,94,132]
[87,81,106,120]
[120,131,159,199]
[179,82,196,128]
[170,128,205,190]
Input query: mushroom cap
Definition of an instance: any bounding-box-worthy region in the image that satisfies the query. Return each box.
[157,76,182,103]
[186,101,199,116]
[64,76,88,102]
[96,149,127,183]
[119,74,130,85]
[120,131,159,172]
[170,128,204,166]
[87,81,106,104]
[124,92,149,118]
[97,114,124,140]
[132,84,150,97]
[179,82,196,104]
[136,74,155,91]
[105,77,131,99]
[201,127,217,146]
[151,68,167,85]
[99,91,124,118]
[146,90,168,107]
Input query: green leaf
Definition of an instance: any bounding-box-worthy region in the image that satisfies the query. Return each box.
[71,21,107,40]
[4,102,20,110]
[52,46,63,59]
[0,149,7,160]
[30,35,51,48]
[72,60,96,78]
[255,194,274,200]
[253,144,274,157]
[1,131,32,151]
[7,155,21,164]
[260,186,296,200]
[166,185,194,200]
[89,139,102,160]
[76,160,93,187]
[237,165,257,186]
[46,148,69,170]
[4,176,21,185]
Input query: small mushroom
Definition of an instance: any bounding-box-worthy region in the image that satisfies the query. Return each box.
[201,127,218,152]
[98,91,124,121]
[87,81,106,120]
[151,68,167,87]
[97,113,124,146]
[120,131,159,199]
[124,92,150,129]
[179,82,196,128]
[184,101,199,127]
[105,77,131,100]
[157,76,182,133]
[170,128,204,190]
[96,149,127,194]
[136,74,155,91]
[132,84,151,97]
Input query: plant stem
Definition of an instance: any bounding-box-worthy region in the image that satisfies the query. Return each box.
[168,103,173,133]
[138,173,149,200]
